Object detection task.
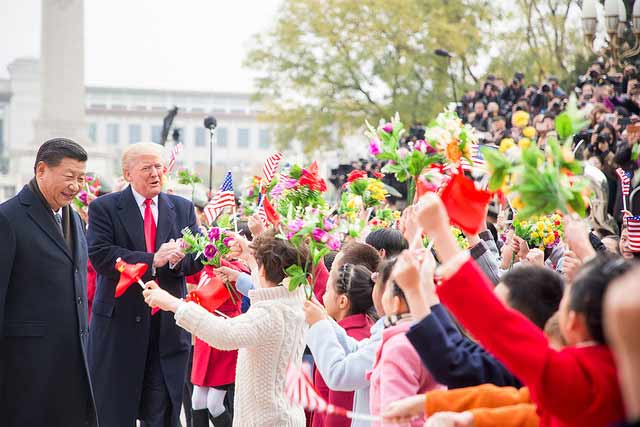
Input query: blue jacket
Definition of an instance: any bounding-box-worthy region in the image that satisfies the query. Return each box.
[406,304,522,389]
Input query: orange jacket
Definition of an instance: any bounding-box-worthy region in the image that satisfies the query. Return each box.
[425,384,539,427]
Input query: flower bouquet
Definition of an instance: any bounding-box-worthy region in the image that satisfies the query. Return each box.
[73,175,101,211]
[369,208,401,230]
[366,113,443,203]
[180,226,242,306]
[339,170,388,219]
[279,208,342,300]
[276,161,327,219]
[514,214,564,250]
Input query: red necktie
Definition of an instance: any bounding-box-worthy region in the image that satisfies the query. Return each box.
[144,199,156,253]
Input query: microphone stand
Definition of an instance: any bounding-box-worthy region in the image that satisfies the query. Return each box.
[447,56,458,105]
[208,128,217,199]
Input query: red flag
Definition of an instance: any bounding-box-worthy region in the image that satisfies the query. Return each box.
[440,172,491,235]
[114,258,148,297]
[186,266,231,312]
[415,175,438,202]
[262,195,280,226]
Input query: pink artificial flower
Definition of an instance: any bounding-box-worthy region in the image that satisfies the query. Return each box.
[382,122,393,133]
[223,236,234,247]
[312,228,329,243]
[398,147,409,159]
[208,227,221,241]
[204,244,218,260]
[369,139,382,156]
[284,178,298,189]
[78,191,88,205]
[286,231,297,240]
[326,235,341,251]
[288,219,305,233]
[413,139,436,154]
[270,183,284,198]
[323,217,337,231]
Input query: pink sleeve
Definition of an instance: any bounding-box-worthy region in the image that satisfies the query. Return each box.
[378,335,427,427]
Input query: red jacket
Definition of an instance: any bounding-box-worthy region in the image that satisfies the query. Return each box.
[312,313,374,427]
[437,258,625,427]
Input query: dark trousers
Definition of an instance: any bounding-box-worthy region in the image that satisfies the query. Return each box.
[183,346,194,427]
[140,317,173,427]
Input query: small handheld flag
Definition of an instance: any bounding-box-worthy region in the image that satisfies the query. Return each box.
[285,363,380,422]
[115,258,160,315]
[262,152,283,185]
[616,168,631,211]
[204,171,235,225]
[167,143,184,173]
[627,216,640,253]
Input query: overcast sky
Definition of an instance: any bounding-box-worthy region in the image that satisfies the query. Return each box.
[0,0,282,93]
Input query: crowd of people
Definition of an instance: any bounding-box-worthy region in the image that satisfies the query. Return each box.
[1,62,640,427]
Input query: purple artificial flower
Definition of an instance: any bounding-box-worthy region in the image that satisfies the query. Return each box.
[326,235,341,251]
[203,244,218,260]
[286,231,297,240]
[223,236,234,247]
[248,189,254,197]
[414,139,436,154]
[323,217,336,231]
[288,219,305,233]
[270,183,284,198]
[369,139,382,156]
[312,228,329,243]
[382,122,394,133]
[208,227,221,241]
[78,191,88,204]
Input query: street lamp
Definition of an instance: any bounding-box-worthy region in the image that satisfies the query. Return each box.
[582,0,640,69]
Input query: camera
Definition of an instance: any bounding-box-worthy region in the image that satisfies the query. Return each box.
[542,84,551,93]
[596,132,612,144]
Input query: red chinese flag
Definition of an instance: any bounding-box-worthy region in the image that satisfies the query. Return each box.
[262,195,280,226]
[415,175,438,202]
[187,265,230,312]
[115,258,148,298]
[440,172,491,235]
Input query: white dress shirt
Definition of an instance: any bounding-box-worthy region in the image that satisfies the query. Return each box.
[130,186,158,224]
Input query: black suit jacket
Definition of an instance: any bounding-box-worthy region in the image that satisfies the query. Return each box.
[86,186,202,427]
[0,185,97,427]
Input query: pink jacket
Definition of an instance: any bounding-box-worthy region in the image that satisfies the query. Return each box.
[367,321,444,427]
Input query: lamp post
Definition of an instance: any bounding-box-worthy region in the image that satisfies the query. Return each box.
[582,0,640,69]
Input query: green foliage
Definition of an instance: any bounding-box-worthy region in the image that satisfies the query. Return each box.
[245,0,489,153]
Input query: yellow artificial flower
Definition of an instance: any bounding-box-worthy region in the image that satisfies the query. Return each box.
[536,222,545,231]
[518,138,532,150]
[499,138,515,153]
[393,210,401,219]
[531,231,539,239]
[512,111,530,128]
[522,126,536,139]
[512,197,525,211]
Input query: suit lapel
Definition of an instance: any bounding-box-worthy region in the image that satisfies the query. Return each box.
[117,187,146,252]
[155,193,176,250]
[21,187,73,263]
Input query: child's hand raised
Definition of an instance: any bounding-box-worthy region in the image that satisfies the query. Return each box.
[303,299,327,326]
[392,250,421,293]
[415,193,449,237]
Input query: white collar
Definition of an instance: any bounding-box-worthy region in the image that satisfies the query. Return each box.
[52,208,62,216]
[130,185,159,207]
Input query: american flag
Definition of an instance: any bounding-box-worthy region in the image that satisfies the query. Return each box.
[616,168,631,197]
[204,171,235,225]
[627,216,640,252]
[257,197,269,227]
[167,143,183,173]
[262,152,283,184]
[285,363,379,422]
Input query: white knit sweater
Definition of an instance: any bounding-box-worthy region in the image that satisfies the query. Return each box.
[175,285,307,427]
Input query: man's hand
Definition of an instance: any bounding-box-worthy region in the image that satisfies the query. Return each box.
[248,214,266,238]
[425,411,474,427]
[512,236,529,261]
[153,240,182,268]
[142,281,181,312]
[562,249,582,284]
[392,250,422,294]
[303,299,327,326]
[214,266,241,283]
[382,394,426,424]
[228,233,255,266]
[522,248,544,267]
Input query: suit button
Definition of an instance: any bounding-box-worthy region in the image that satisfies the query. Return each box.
[77,297,83,305]
[75,267,79,273]
[135,316,142,323]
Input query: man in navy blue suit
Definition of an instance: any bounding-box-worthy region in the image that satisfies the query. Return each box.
[87,142,202,427]
[0,138,97,426]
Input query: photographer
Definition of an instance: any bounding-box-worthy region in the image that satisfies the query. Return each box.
[470,101,490,132]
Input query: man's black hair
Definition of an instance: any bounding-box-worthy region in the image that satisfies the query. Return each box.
[34,138,88,173]
[500,266,564,329]
[365,229,409,258]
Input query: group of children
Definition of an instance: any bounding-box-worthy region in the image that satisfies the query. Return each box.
[142,192,639,427]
